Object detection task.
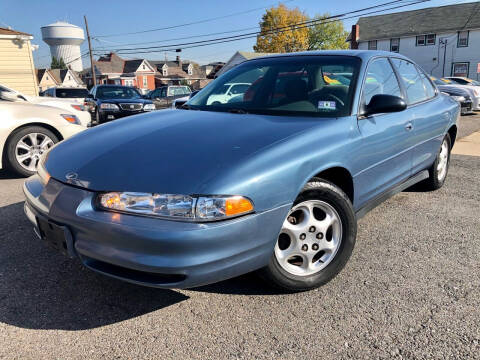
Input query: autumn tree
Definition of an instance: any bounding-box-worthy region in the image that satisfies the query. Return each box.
[254,4,309,53]
[308,13,349,50]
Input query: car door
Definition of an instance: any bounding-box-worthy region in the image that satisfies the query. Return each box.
[355,57,415,206]
[392,59,450,174]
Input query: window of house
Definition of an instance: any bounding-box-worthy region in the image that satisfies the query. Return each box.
[368,40,377,50]
[188,65,193,76]
[143,76,148,88]
[417,34,435,46]
[68,75,71,80]
[452,62,469,77]
[390,38,400,52]
[457,31,469,47]
[391,58,429,104]
[361,58,402,106]
[46,76,49,80]
[142,64,146,70]
[162,65,168,76]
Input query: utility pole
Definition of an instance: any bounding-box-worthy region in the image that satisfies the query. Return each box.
[84,15,96,87]
[441,38,448,77]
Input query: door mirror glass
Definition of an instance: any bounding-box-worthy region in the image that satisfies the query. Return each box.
[364,94,407,116]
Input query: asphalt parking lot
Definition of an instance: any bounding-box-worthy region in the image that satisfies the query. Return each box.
[0,115,479,359]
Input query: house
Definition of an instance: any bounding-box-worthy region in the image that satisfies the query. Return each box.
[81,53,156,92]
[215,51,276,78]
[151,56,209,89]
[0,27,38,95]
[36,68,84,91]
[348,2,480,78]
[201,62,225,79]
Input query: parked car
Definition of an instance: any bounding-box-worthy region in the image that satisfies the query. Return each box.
[430,78,473,115]
[85,85,155,125]
[206,82,251,105]
[145,86,191,109]
[444,76,480,87]
[431,76,480,111]
[171,90,200,109]
[0,84,91,127]
[23,51,458,291]
[0,92,85,176]
[41,87,89,102]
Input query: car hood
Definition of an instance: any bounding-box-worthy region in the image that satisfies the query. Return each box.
[437,85,469,96]
[45,110,321,194]
[99,98,151,104]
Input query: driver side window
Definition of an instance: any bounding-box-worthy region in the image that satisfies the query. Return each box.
[361,58,402,107]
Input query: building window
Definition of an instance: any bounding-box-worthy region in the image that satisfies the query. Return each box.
[457,31,469,47]
[417,34,436,46]
[452,62,469,77]
[163,68,168,76]
[368,40,377,50]
[390,38,400,52]
[68,75,71,80]
[143,76,148,88]
[46,76,49,80]
[142,64,146,70]
[188,65,193,76]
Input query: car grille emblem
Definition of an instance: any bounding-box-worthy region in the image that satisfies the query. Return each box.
[130,104,134,109]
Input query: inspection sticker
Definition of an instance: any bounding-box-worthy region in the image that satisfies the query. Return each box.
[318,100,336,110]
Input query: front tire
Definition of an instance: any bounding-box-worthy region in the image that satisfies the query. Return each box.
[6,126,58,177]
[423,133,451,190]
[261,179,357,292]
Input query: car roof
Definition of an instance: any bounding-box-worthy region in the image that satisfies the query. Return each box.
[245,50,411,62]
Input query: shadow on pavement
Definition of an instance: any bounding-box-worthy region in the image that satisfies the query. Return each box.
[0,202,188,331]
[0,169,24,180]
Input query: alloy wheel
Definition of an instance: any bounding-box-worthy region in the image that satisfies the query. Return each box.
[15,133,54,172]
[437,139,449,181]
[275,200,342,276]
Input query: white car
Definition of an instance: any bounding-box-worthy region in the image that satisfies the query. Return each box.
[0,95,85,176]
[431,77,480,110]
[0,84,92,126]
[206,83,251,105]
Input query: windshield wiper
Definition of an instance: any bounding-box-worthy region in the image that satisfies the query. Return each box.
[226,108,248,114]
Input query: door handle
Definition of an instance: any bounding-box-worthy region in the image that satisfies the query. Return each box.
[405,122,413,131]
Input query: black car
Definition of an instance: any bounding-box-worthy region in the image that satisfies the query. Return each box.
[86,85,155,124]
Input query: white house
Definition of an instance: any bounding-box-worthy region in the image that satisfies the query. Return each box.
[349,2,480,79]
[215,51,276,78]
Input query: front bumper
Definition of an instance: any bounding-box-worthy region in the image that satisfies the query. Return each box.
[23,175,290,289]
[97,109,151,123]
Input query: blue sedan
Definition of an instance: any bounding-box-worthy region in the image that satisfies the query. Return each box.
[23,51,459,291]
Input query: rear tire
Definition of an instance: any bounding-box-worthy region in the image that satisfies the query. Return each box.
[261,178,357,292]
[423,133,451,191]
[6,126,58,177]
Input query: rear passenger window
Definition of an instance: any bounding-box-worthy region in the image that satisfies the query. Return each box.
[361,58,402,106]
[391,59,429,104]
[418,70,436,99]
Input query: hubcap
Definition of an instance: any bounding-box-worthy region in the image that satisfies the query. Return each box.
[15,133,54,172]
[275,200,342,276]
[437,139,449,181]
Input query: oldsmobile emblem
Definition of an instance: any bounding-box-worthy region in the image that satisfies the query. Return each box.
[65,172,78,181]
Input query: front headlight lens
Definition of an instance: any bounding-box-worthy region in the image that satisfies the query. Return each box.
[143,103,155,111]
[100,103,120,111]
[97,192,254,221]
[451,95,465,102]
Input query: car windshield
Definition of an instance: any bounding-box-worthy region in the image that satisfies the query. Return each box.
[188,55,361,117]
[96,86,142,99]
[167,86,191,96]
[56,88,89,98]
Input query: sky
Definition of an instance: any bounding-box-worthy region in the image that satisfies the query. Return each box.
[1,0,474,69]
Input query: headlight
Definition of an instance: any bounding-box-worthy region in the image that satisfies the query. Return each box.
[61,114,80,124]
[100,103,120,111]
[451,95,465,102]
[143,103,155,111]
[97,192,254,221]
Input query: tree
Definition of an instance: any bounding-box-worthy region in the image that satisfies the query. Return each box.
[51,56,67,70]
[254,4,309,53]
[307,13,349,50]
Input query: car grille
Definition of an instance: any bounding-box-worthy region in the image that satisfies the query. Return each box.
[119,103,143,111]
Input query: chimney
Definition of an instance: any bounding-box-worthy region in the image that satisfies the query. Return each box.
[176,55,182,68]
[350,24,359,49]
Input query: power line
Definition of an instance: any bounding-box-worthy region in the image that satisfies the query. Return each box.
[96,0,430,55]
[93,0,295,38]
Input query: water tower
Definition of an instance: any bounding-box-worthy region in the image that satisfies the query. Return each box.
[41,21,85,71]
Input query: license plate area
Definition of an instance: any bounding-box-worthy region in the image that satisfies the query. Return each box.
[36,217,74,257]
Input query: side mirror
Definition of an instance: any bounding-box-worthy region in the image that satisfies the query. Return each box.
[363,94,407,117]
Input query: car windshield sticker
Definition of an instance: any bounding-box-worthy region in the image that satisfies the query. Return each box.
[318,100,336,111]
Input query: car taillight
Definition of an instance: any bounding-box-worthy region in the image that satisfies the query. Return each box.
[71,104,85,111]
